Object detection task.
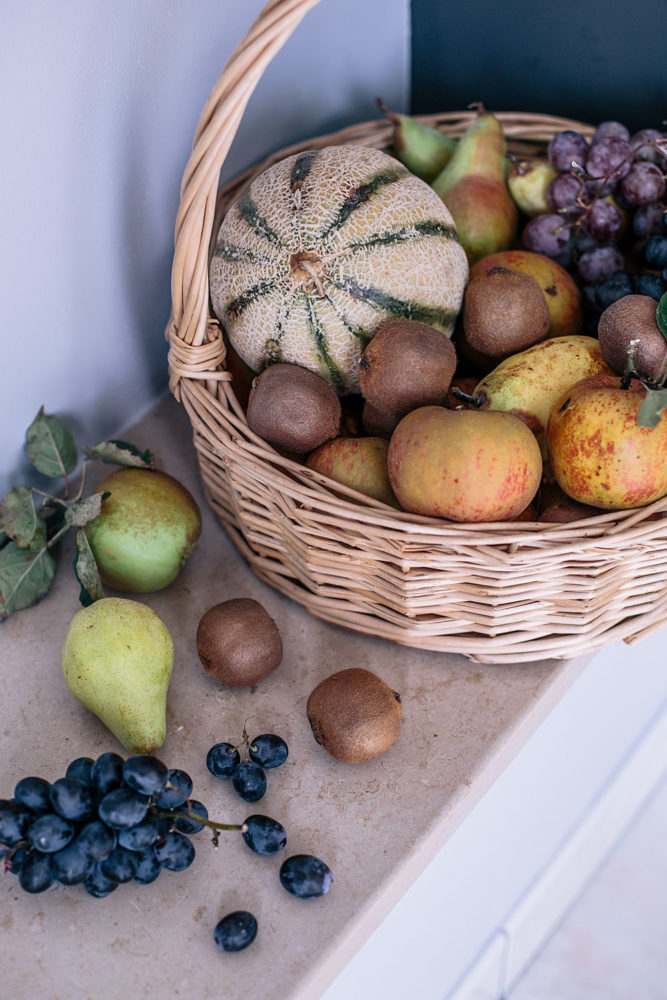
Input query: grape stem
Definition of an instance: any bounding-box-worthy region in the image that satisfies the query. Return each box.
[151,804,248,845]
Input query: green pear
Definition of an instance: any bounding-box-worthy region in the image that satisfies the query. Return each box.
[431,105,517,263]
[62,597,174,754]
[378,99,456,182]
[84,468,201,593]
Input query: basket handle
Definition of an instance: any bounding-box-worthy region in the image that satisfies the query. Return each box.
[166,0,322,397]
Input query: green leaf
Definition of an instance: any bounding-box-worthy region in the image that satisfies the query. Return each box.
[83,439,154,469]
[65,492,109,528]
[637,387,667,428]
[656,292,667,342]
[73,528,104,606]
[0,542,56,621]
[25,407,78,479]
[0,488,46,549]
[0,529,8,550]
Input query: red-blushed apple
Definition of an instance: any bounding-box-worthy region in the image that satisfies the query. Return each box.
[546,374,667,510]
[306,437,400,508]
[387,406,543,522]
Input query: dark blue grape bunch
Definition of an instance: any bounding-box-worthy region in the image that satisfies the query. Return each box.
[206,719,289,804]
[0,752,243,898]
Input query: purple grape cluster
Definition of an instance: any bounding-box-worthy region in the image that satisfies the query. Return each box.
[3,740,333,955]
[519,120,667,325]
[0,753,211,898]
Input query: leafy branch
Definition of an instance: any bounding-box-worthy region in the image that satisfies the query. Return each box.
[0,408,154,622]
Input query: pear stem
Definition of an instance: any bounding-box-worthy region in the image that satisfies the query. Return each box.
[449,386,486,408]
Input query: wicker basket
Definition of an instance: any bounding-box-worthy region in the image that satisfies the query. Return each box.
[166,0,667,664]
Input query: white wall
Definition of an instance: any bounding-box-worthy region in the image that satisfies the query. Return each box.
[0,0,409,495]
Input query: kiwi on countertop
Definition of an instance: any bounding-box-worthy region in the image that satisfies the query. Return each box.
[197,598,283,688]
[306,667,402,763]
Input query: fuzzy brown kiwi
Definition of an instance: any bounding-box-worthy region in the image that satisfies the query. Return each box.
[537,481,599,523]
[196,598,282,688]
[306,667,402,763]
[246,363,341,453]
[358,320,457,420]
[597,294,667,381]
[362,400,401,438]
[462,267,551,358]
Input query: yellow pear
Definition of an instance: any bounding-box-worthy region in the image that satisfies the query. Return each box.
[62,597,174,754]
[473,336,613,455]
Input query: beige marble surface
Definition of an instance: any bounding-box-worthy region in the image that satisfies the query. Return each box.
[0,394,592,1000]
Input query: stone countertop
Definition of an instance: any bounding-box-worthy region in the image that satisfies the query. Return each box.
[1,393,592,1000]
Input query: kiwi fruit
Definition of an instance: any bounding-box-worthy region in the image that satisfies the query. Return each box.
[306,667,402,763]
[462,267,550,357]
[358,320,457,422]
[196,598,282,687]
[537,481,599,523]
[246,363,341,453]
[362,400,400,438]
[597,294,667,381]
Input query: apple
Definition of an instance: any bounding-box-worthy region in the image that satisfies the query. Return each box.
[546,375,667,510]
[469,249,582,338]
[387,406,542,522]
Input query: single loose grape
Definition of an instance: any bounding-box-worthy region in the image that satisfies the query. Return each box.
[279,854,333,899]
[242,815,287,855]
[213,911,258,953]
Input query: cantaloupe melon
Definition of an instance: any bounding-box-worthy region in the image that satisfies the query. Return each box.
[209,144,469,394]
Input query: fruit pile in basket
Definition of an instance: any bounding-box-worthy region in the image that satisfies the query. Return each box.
[207,104,667,525]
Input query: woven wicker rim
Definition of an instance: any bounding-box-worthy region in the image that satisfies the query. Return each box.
[165,0,667,663]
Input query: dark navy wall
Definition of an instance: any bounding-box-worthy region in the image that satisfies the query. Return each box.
[410,0,666,133]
